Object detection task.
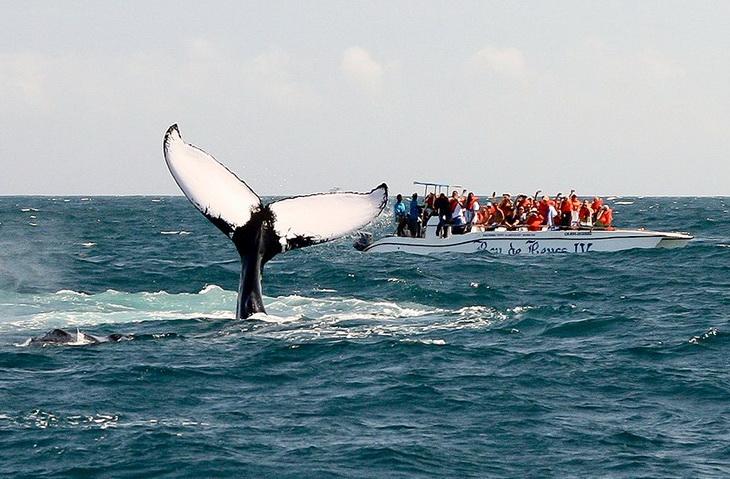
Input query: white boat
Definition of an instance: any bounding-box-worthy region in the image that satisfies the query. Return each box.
[355,223,693,255]
[356,181,692,255]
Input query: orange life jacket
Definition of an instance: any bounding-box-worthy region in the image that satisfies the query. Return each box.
[579,206,592,221]
[527,215,544,231]
[597,209,613,226]
[560,199,573,214]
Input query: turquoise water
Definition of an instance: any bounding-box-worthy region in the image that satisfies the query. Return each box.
[0,196,728,477]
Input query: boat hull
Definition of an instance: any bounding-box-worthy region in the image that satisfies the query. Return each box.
[362,229,692,255]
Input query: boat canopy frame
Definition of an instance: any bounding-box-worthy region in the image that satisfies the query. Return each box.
[413,181,464,197]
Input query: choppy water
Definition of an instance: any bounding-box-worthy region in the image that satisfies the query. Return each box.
[1,196,728,478]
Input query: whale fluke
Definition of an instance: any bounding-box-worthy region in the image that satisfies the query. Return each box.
[163,124,387,319]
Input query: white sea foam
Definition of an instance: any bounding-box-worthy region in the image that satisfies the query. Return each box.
[401,338,446,345]
[614,201,634,205]
[55,289,89,296]
[199,284,224,294]
[1,287,513,343]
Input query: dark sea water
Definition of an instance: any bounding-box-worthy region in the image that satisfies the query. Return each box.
[0,196,728,478]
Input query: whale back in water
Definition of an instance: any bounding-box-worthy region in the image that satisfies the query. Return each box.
[29,329,129,346]
[163,125,387,319]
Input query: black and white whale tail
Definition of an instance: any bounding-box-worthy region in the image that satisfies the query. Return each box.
[163,124,388,319]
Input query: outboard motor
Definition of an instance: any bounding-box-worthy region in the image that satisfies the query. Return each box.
[353,231,373,251]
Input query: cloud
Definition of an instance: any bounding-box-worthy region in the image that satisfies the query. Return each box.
[467,46,527,81]
[248,49,319,108]
[341,47,384,94]
[0,52,49,110]
[633,48,686,81]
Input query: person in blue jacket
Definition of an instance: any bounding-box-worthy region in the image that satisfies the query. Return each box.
[393,194,407,236]
[407,193,421,237]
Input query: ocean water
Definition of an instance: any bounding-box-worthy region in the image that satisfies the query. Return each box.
[0,196,728,478]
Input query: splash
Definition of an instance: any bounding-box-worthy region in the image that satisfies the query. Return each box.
[2,286,517,345]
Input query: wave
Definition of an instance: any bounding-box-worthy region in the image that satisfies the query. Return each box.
[0,286,518,345]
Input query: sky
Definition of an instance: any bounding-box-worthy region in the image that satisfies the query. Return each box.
[1,0,728,196]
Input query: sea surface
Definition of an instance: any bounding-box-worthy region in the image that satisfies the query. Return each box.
[0,196,728,478]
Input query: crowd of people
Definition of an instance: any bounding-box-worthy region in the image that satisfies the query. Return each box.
[393,190,614,238]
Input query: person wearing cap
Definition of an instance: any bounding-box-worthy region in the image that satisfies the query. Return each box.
[526,208,544,231]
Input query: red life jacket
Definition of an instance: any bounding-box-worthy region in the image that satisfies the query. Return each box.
[597,208,613,226]
[579,206,592,221]
[560,199,573,214]
[527,215,544,231]
[450,198,461,212]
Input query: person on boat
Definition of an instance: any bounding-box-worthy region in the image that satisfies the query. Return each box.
[515,195,529,211]
[591,196,603,215]
[424,193,435,214]
[537,196,559,228]
[421,192,436,229]
[559,195,573,228]
[498,194,513,212]
[579,200,594,227]
[526,208,544,231]
[464,192,480,232]
[569,193,581,228]
[489,202,504,229]
[450,190,466,234]
[595,205,614,229]
[472,204,487,231]
[407,193,421,237]
[434,192,451,238]
[537,196,550,221]
[393,194,407,236]
[503,206,522,230]
[524,196,535,211]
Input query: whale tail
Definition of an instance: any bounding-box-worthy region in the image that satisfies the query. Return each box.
[163,124,388,318]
